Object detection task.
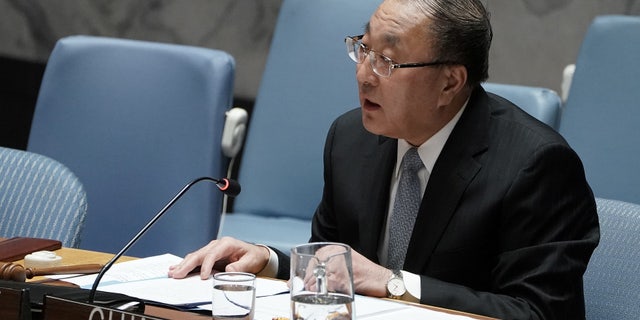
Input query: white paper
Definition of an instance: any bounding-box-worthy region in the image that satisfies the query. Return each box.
[97,275,289,307]
[200,293,476,320]
[62,253,184,288]
[62,253,288,307]
[355,295,476,319]
[60,253,477,319]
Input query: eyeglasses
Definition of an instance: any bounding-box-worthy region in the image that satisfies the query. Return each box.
[345,35,454,78]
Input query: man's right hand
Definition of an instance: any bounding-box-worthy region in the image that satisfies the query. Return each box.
[168,236,271,280]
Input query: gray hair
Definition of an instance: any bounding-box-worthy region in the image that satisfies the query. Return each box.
[409,0,493,87]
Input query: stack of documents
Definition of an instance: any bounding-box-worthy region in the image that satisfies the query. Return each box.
[56,254,477,320]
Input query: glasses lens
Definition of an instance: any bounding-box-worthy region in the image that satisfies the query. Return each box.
[345,36,392,77]
[370,52,392,77]
[346,37,361,63]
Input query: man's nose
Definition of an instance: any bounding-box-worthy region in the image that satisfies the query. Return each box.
[356,54,378,86]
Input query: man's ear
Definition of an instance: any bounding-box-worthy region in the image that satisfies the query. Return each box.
[438,64,468,106]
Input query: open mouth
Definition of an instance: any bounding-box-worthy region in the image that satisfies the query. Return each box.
[362,99,381,110]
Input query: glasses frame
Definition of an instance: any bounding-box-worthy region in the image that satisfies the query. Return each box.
[345,35,454,77]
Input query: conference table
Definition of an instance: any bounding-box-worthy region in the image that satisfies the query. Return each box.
[12,246,497,320]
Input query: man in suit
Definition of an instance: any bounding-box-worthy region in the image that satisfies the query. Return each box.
[169,0,599,318]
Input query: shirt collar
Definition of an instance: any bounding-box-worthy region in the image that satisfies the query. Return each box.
[394,100,468,178]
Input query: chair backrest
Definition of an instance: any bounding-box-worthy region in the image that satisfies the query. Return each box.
[559,15,640,204]
[482,82,562,130]
[0,146,87,248]
[27,36,235,257]
[232,0,383,220]
[585,198,640,319]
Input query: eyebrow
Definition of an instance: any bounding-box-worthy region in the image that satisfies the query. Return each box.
[364,22,400,46]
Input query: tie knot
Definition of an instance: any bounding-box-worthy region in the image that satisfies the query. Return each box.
[401,148,423,173]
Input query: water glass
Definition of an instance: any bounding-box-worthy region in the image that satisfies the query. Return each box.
[212,272,256,320]
[290,242,354,320]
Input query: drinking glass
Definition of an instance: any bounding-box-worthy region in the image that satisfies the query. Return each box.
[212,272,256,320]
[290,242,354,320]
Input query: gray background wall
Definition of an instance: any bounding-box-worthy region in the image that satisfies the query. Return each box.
[1,0,639,101]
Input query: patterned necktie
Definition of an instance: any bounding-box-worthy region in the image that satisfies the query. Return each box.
[387,147,424,269]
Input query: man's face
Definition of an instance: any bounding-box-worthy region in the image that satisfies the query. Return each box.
[357,1,453,146]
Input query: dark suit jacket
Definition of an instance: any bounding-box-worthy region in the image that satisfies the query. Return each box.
[277,87,600,320]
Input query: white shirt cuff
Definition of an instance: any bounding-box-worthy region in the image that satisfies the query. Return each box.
[255,244,279,278]
[401,270,421,301]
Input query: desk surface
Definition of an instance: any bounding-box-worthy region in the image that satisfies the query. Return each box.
[15,247,207,319]
[14,246,496,320]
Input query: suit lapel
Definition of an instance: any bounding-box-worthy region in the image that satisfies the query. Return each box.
[357,135,396,261]
[404,88,491,272]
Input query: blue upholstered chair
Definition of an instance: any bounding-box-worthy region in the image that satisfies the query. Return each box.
[0,146,87,248]
[218,0,383,253]
[482,82,562,130]
[27,36,235,257]
[584,198,640,319]
[559,15,640,204]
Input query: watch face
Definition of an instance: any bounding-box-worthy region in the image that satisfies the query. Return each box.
[388,277,405,296]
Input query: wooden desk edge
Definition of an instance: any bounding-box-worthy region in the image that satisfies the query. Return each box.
[7,246,496,319]
[395,299,499,320]
[10,246,209,319]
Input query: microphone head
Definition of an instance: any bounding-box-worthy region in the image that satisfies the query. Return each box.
[217,178,241,197]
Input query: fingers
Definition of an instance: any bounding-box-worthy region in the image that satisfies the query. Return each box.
[198,253,218,280]
[167,238,230,279]
[224,243,271,274]
[168,251,206,279]
[167,237,270,280]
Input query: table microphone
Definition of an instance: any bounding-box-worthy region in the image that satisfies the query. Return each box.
[87,176,240,303]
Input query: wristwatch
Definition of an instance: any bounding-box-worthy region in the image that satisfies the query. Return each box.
[386,269,406,299]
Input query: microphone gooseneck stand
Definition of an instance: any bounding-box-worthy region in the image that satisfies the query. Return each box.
[87,176,240,303]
